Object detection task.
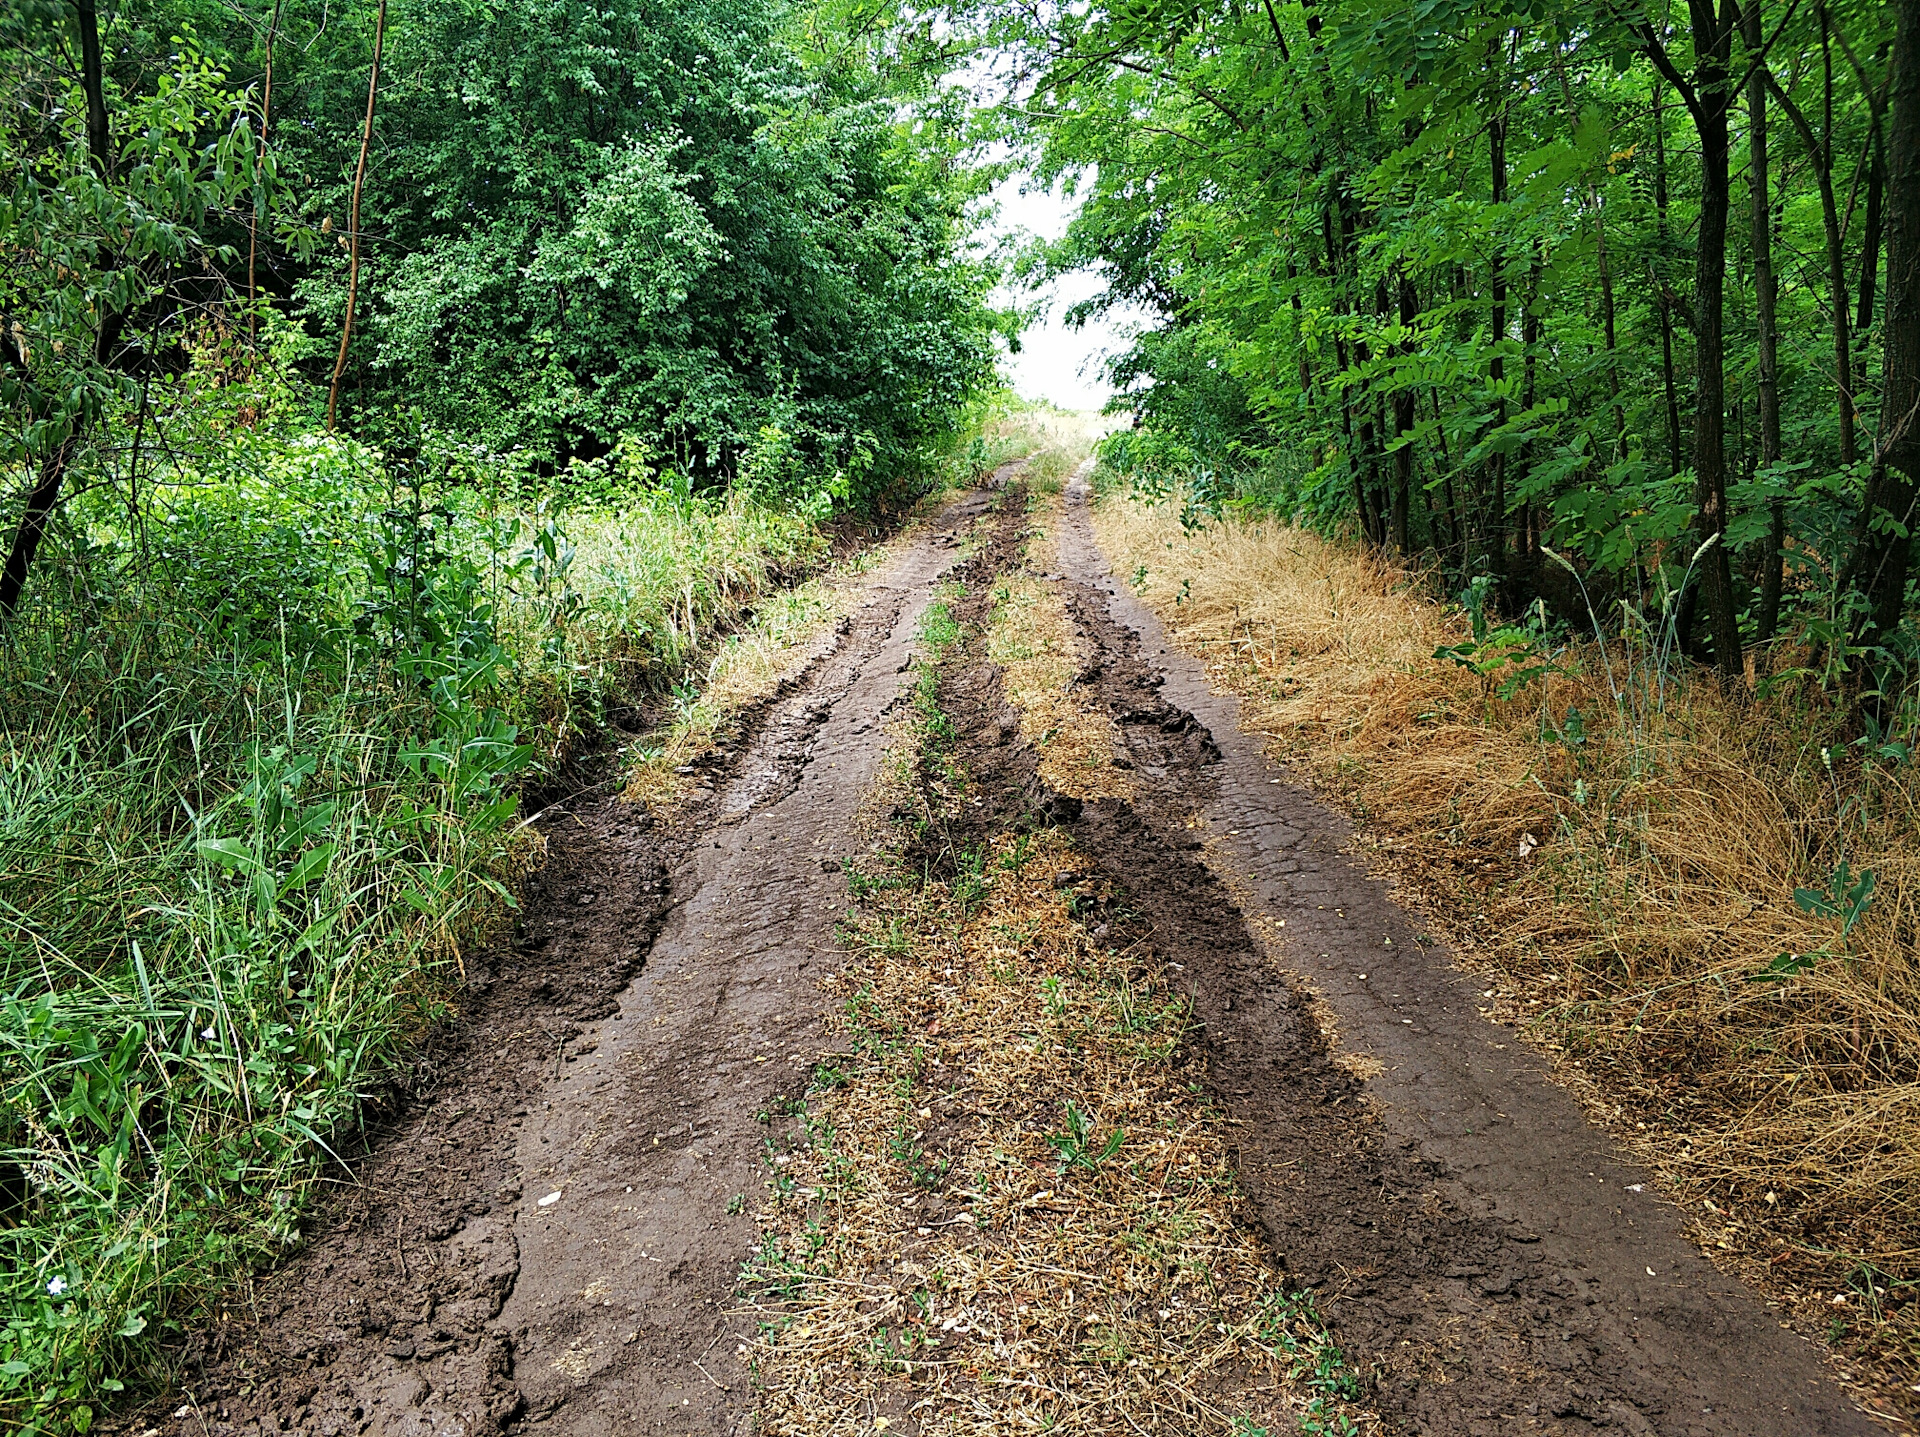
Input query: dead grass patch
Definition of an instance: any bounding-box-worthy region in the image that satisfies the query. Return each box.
[1091,491,1920,1401]
[986,517,1133,805]
[739,640,1372,1433]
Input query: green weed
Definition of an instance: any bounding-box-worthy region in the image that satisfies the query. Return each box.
[1045,1100,1124,1174]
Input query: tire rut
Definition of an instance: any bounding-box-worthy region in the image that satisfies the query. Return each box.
[494,490,992,1435]
[128,487,999,1437]
[1039,472,1878,1436]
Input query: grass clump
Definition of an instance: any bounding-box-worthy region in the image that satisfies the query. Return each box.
[1093,490,1920,1402]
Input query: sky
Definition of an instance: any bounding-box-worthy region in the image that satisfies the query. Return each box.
[984,173,1148,415]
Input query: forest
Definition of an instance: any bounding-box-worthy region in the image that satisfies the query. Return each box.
[7,0,1920,1428]
[1014,0,1914,684]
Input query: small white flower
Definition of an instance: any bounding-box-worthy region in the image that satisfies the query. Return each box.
[1517,832,1539,860]
[47,1276,67,1296]
[201,1026,217,1041]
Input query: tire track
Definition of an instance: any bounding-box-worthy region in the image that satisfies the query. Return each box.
[131,487,999,1437]
[1048,470,1877,1436]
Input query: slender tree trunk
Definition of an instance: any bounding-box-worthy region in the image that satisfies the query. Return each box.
[1551,51,1625,453]
[1596,202,1625,454]
[1518,261,1542,563]
[248,0,284,340]
[1673,0,1746,680]
[1286,259,1314,399]
[1393,272,1419,554]
[1488,82,1510,581]
[1431,388,1462,559]
[1749,1,1788,642]
[1766,71,1858,464]
[0,0,120,620]
[1845,0,1920,646]
[327,0,389,433]
[1323,198,1367,539]
[1336,188,1388,545]
[1654,78,1688,474]
[1858,137,1887,373]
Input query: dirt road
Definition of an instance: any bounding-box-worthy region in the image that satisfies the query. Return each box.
[1047,473,1880,1435]
[139,474,1878,1436]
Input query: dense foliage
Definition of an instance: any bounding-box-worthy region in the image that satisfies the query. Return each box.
[999,0,1920,685]
[246,0,1001,500]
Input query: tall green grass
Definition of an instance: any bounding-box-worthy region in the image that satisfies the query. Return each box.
[0,379,1063,1433]
[0,429,820,1434]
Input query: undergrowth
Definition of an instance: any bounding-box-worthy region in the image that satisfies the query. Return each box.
[0,377,1069,1432]
[0,431,821,1433]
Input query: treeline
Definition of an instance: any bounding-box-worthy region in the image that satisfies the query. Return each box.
[1001,0,1919,682]
[1,0,1004,613]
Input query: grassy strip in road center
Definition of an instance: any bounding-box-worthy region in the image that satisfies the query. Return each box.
[737,559,1371,1435]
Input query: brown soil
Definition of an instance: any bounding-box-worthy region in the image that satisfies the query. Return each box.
[1046,473,1881,1435]
[123,471,1883,1437]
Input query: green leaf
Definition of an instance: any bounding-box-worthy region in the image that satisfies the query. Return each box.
[1793,887,1839,919]
[1747,952,1818,983]
[278,842,337,896]
[196,837,263,874]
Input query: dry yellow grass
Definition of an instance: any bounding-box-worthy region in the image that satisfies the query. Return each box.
[986,517,1133,804]
[1092,490,1920,1393]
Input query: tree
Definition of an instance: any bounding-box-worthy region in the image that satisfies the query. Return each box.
[0,1,256,618]
[1845,0,1920,648]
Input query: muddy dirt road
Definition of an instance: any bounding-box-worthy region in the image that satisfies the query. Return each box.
[139,474,1879,1437]
[1045,474,1881,1435]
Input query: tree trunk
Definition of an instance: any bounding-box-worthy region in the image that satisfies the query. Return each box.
[1675,0,1746,680]
[1431,388,1462,559]
[1488,76,1510,580]
[1766,72,1858,465]
[1858,137,1886,375]
[1654,77,1688,475]
[1518,260,1542,562]
[1749,2,1788,643]
[327,0,389,433]
[248,0,284,340]
[1393,273,1419,554]
[0,0,120,620]
[1845,0,1920,646]
[1323,197,1368,540]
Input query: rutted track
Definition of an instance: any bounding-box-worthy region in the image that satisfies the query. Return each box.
[135,469,1879,1437]
[1042,472,1877,1435]
[134,488,993,1437]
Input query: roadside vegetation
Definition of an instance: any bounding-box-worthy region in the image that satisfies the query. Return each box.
[1096,484,1920,1397]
